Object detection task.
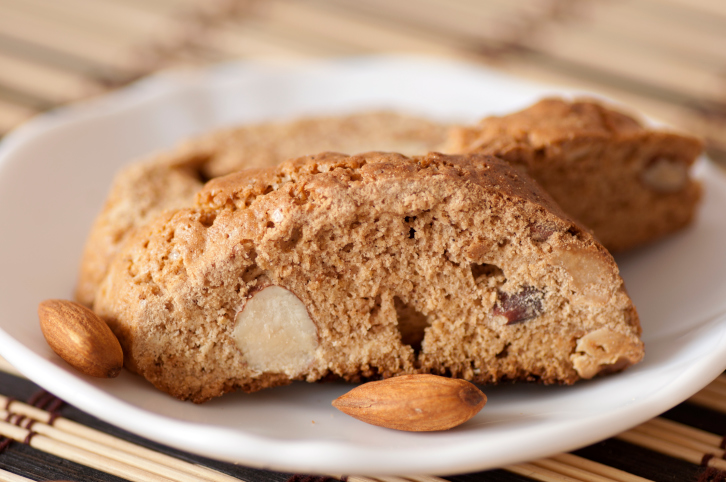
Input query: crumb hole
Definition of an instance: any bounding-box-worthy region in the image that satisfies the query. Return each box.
[200,212,216,228]
[471,263,506,288]
[408,227,416,239]
[394,296,430,356]
[496,343,510,358]
[192,164,213,184]
[278,226,302,252]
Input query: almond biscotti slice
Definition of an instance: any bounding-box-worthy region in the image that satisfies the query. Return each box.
[446,98,703,252]
[93,152,642,403]
[76,112,450,307]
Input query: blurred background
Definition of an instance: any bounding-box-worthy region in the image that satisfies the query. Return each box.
[0,0,724,163]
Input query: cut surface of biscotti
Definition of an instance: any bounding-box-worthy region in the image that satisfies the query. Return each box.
[93,152,643,403]
[75,111,450,307]
[446,98,703,252]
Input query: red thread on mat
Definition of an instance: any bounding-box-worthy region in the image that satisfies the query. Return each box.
[27,390,50,407]
[287,476,339,482]
[703,454,716,466]
[48,411,61,425]
[0,437,11,453]
[35,392,55,410]
[698,467,726,482]
[4,397,15,411]
[9,414,26,427]
[46,397,65,414]
[26,389,65,424]
[22,431,36,445]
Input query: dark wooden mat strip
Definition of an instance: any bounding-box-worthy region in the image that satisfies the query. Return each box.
[2,356,726,481]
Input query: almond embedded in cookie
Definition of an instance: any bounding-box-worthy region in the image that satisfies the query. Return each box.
[94,152,643,403]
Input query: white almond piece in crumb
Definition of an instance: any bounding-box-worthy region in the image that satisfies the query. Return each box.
[233,286,318,377]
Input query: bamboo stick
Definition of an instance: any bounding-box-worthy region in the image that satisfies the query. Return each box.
[577,0,726,65]
[0,408,226,482]
[345,477,380,482]
[0,51,100,105]
[701,379,726,398]
[632,424,722,458]
[644,417,722,448]
[551,453,653,482]
[617,430,726,470]
[708,374,726,389]
[102,0,201,16]
[688,388,726,413]
[0,99,36,134]
[532,457,632,482]
[257,0,458,55]
[211,21,346,59]
[401,477,449,482]
[322,0,508,44]
[0,468,35,482]
[645,0,726,18]
[372,477,423,482]
[0,6,135,74]
[504,462,583,482]
[519,23,725,104]
[0,419,175,482]
[0,1,135,54]
[0,0,173,43]
[0,395,244,482]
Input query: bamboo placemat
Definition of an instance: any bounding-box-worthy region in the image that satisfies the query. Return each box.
[2,1,726,481]
[0,0,725,165]
[2,354,726,482]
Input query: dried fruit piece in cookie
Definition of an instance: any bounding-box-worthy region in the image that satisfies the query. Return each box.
[447,98,703,252]
[94,152,642,403]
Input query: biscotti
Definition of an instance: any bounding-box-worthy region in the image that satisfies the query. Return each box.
[76,100,704,309]
[447,98,703,252]
[93,152,643,403]
[75,111,450,307]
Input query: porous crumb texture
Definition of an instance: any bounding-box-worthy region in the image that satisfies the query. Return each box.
[93,152,642,403]
[76,112,450,307]
[446,98,704,252]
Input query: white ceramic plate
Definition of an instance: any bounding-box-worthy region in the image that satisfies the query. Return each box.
[1,56,726,476]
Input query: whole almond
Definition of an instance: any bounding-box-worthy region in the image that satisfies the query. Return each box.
[332,374,486,431]
[38,299,123,378]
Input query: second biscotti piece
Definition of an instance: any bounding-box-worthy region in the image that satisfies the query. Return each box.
[447,98,703,252]
[93,152,643,403]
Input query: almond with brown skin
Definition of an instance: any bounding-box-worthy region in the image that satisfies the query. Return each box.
[332,374,486,431]
[38,299,123,378]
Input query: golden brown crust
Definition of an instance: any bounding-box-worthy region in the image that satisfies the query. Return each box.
[447,98,704,251]
[77,100,704,308]
[94,152,642,403]
[76,112,450,307]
